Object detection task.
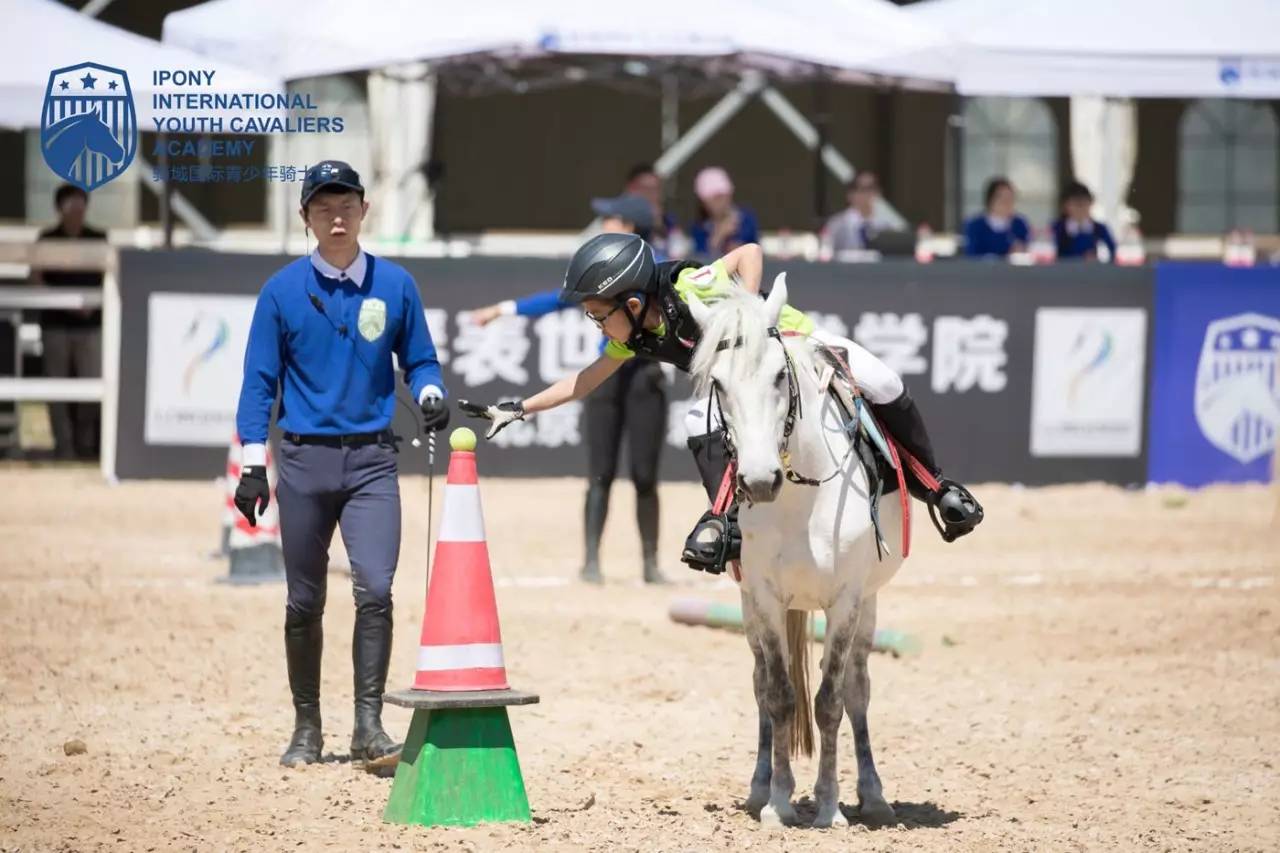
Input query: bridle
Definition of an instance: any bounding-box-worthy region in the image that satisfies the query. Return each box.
[710,328,859,497]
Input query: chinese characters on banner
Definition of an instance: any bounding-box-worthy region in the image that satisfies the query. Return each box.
[423,308,1009,450]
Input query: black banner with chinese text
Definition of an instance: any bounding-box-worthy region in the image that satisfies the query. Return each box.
[115,251,1152,485]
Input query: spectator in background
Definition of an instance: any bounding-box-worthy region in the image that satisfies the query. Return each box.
[37,184,106,460]
[963,177,1031,258]
[821,171,900,256]
[689,167,758,257]
[1053,180,1116,262]
[465,193,669,585]
[624,163,676,251]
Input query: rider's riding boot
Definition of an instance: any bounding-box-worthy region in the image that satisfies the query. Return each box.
[637,488,667,584]
[350,603,401,771]
[580,482,608,584]
[280,612,324,768]
[682,430,740,573]
[871,390,984,542]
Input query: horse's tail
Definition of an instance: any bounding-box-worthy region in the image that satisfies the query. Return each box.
[786,609,814,758]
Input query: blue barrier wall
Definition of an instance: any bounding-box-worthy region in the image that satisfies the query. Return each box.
[1148,263,1280,486]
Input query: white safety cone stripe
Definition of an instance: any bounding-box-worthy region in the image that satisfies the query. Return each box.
[438,484,487,542]
[416,643,506,672]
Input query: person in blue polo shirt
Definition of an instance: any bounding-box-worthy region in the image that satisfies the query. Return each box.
[963,177,1031,258]
[233,161,449,771]
[1052,180,1117,262]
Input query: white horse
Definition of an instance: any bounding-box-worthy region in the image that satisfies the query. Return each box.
[686,278,907,829]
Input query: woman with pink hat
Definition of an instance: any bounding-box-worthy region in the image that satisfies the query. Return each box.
[689,166,759,257]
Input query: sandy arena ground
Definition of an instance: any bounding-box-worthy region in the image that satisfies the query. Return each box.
[1,465,1278,852]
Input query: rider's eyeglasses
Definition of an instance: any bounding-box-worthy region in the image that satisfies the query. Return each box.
[585,303,623,329]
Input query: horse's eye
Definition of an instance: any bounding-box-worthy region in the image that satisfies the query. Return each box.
[775,370,787,386]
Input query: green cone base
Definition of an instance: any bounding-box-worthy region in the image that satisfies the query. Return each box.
[383,706,531,827]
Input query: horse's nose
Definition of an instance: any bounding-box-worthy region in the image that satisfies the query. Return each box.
[737,468,783,503]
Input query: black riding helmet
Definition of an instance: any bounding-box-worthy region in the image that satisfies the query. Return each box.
[561,233,657,305]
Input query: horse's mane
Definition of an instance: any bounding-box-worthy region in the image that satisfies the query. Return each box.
[689,289,815,394]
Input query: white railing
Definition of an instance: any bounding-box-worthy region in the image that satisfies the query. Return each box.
[0,242,120,482]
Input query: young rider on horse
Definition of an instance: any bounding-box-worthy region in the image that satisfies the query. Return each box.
[460,234,983,574]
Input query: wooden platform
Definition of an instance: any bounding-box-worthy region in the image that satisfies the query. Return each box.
[385,688,540,710]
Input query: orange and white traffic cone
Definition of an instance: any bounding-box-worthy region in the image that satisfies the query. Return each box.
[412,441,509,691]
[383,428,539,827]
[221,433,284,584]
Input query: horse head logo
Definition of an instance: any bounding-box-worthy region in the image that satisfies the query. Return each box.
[40,62,136,191]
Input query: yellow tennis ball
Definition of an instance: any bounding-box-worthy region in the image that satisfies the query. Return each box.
[450,427,478,452]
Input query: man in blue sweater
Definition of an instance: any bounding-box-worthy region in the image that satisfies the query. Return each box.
[233,161,449,770]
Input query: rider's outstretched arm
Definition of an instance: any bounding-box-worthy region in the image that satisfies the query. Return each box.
[523,355,623,414]
[460,354,624,438]
[719,243,764,294]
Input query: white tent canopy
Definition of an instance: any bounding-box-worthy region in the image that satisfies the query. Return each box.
[165,0,953,242]
[911,0,1280,98]
[162,0,955,87]
[3,0,284,130]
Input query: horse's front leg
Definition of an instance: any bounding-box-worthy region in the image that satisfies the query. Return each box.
[743,590,797,827]
[844,594,896,825]
[742,609,773,814]
[812,593,859,828]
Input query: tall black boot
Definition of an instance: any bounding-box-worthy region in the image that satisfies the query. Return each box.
[636,488,666,584]
[682,431,740,574]
[871,390,984,541]
[350,603,400,770]
[580,482,609,584]
[280,613,324,767]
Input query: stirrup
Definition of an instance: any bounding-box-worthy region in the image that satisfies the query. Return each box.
[927,479,984,543]
[681,509,741,575]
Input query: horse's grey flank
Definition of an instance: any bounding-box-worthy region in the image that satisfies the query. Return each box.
[686,277,906,829]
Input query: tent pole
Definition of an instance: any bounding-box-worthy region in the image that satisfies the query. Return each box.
[759,85,853,185]
[947,94,965,234]
[157,134,172,249]
[653,71,765,179]
[136,155,219,244]
[811,76,830,226]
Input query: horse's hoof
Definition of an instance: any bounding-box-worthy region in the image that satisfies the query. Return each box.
[858,798,896,827]
[813,807,849,829]
[743,789,769,816]
[759,803,793,828]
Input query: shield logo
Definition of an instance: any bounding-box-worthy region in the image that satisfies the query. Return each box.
[1194,312,1280,464]
[40,62,137,192]
[358,298,387,343]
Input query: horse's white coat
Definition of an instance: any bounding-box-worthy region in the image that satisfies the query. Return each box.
[687,277,907,829]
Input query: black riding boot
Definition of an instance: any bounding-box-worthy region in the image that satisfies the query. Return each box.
[280,613,324,767]
[350,603,401,770]
[580,482,608,584]
[682,431,740,574]
[636,488,667,584]
[871,390,984,542]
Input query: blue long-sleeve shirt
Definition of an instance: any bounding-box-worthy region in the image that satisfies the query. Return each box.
[236,252,445,447]
[963,214,1030,258]
[513,289,570,317]
[1053,218,1117,262]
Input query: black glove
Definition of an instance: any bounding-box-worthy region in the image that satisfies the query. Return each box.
[458,399,525,439]
[234,466,270,527]
[420,395,450,432]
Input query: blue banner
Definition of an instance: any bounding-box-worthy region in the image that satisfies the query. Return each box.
[1148,263,1280,486]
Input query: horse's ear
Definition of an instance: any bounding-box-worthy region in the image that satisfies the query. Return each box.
[764,273,788,327]
[686,292,712,328]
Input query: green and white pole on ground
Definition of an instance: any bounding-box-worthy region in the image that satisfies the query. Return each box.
[668,598,923,657]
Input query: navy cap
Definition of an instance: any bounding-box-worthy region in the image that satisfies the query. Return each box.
[301,160,364,207]
[591,193,655,232]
